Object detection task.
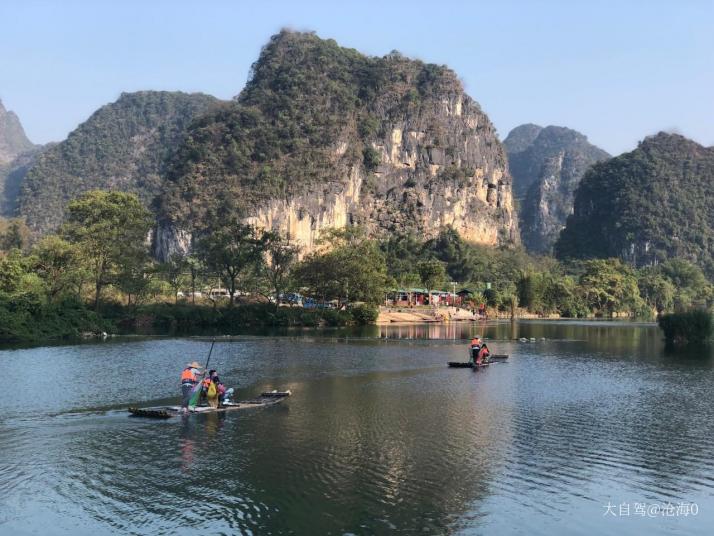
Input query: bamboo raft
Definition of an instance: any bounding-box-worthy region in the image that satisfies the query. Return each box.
[128,390,291,419]
[447,361,489,368]
[447,354,509,368]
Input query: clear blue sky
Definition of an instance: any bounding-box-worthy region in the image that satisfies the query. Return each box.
[1,0,712,155]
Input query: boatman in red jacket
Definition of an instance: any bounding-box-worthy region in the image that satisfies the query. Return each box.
[470,336,482,364]
[180,361,203,414]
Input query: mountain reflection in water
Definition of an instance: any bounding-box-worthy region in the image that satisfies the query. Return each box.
[0,321,712,535]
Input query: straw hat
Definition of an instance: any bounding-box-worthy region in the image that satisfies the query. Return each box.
[187,361,203,369]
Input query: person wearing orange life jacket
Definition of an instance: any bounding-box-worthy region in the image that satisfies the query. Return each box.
[180,361,203,414]
[470,336,482,364]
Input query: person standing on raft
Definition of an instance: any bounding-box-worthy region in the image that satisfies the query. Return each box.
[180,361,203,414]
[470,336,481,364]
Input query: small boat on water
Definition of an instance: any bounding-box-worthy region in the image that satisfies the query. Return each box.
[447,353,509,368]
[128,390,291,419]
[448,361,488,368]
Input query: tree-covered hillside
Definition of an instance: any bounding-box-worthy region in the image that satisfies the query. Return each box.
[157,30,516,248]
[0,145,46,215]
[555,133,714,276]
[18,91,219,233]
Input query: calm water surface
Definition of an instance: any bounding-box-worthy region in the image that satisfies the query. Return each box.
[1,321,714,535]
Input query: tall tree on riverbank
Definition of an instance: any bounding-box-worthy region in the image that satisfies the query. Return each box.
[578,259,644,316]
[417,259,446,304]
[31,235,85,302]
[293,228,388,305]
[61,190,152,311]
[159,253,191,304]
[194,219,261,306]
[258,230,300,310]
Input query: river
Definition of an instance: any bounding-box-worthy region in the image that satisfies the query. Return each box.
[1,321,713,535]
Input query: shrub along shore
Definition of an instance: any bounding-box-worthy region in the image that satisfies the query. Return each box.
[0,301,378,344]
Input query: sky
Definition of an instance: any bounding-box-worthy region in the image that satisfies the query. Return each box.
[0,0,712,155]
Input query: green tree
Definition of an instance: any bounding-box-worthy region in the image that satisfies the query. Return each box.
[160,253,191,304]
[0,218,30,252]
[578,259,644,316]
[258,231,300,310]
[293,250,340,304]
[381,232,426,281]
[293,228,388,305]
[117,258,155,307]
[496,280,519,312]
[396,272,421,305]
[518,272,545,312]
[362,146,381,171]
[31,235,84,302]
[659,258,713,310]
[61,190,153,311]
[417,259,446,304]
[0,251,28,295]
[186,255,204,305]
[637,268,675,314]
[658,310,713,345]
[542,275,588,317]
[195,219,261,306]
[424,227,476,283]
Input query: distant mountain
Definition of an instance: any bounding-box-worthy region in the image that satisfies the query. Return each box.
[0,146,46,216]
[555,133,714,275]
[0,99,35,165]
[504,125,610,253]
[0,99,41,216]
[155,30,518,258]
[502,124,543,168]
[18,91,219,233]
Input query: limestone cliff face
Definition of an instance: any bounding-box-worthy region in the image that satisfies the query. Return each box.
[240,98,516,253]
[504,125,609,254]
[156,31,518,259]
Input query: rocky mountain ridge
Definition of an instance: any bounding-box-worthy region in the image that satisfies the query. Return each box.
[9,32,519,255]
[0,99,35,165]
[156,30,518,258]
[504,124,610,253]
[17,91,219,232]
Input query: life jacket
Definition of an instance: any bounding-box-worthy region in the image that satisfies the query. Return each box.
[181,368,196,384]
[202,377,212,389]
